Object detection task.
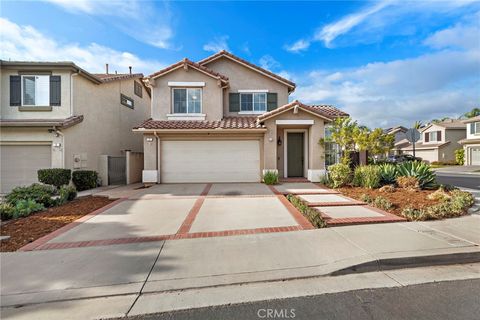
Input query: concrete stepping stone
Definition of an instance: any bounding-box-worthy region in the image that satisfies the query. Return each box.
[314,206,384,219]
[298,194,364,206]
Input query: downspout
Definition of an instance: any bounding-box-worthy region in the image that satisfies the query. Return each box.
[154,131,160,183]
[70,72,79,116]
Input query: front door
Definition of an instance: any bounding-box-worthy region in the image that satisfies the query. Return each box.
[287,132,304,177]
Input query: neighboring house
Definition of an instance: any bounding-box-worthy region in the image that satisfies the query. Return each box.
[394,119,466,163]
[459,115,480,165]
[134,50,347,183]
[0,61,151,193]
[384,126,408,156]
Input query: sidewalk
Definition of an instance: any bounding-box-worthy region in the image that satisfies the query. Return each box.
[1,216,479,319]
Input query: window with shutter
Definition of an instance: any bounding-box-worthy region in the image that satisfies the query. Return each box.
[20,75,50,106]
[267,92,277,111]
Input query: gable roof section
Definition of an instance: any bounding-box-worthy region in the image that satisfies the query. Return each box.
[257,100,348,123]
[147,58,229,84]
[422,119,465,132]
[198,50,296,92]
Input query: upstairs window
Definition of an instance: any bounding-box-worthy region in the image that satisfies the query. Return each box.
[173,88,202,114]
[474,122,480,134]
[121,94,134,109]
[21,75,50,106]
[240,93,266,112]
[134,81,143,98]
[425,131,441,142]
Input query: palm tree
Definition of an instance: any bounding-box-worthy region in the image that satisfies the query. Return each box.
[413,121,423,129]
[461,108,480,119]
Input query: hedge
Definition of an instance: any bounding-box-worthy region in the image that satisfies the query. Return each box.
[38,168,71,188]
[72,170,98,191]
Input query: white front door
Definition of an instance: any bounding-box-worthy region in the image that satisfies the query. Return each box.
[161,140,260,183]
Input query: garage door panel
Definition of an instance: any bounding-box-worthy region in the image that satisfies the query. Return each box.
[1,145,52,193]
[471,148,480,165]
[161,140,260,183]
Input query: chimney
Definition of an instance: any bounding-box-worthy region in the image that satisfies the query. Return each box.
[129,66,132,74]
[105,63,109,74]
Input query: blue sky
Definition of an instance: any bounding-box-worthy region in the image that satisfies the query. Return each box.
[1,0,479,127]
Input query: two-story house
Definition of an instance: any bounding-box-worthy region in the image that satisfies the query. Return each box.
[395,119,466,163]
[0,61,150,193]
[134,50,347,183]
[385,126,408,156]
[459,116,480,165]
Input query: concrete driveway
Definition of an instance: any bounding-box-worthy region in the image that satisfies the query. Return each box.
[24,183,313,251]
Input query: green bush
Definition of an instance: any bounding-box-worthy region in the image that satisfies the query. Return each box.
[328,163,352,188]
[14,199,44,218]
[263,171,279,185]
[5,183,56,208]
[352,165,382,189]
[360,194,373,203]
[401,207,425,221]
[396,161,436,189]
[37,168,71,188]
[72,170,98,191]
[371,196,393,211]
[379,163,397,185]
[455,149,465,165]
[286,194,327,228]
[0,203,16,220]
[59,185,77,204]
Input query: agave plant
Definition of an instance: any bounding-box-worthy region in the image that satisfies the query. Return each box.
[379,163,397,185]
[396,161,437,189]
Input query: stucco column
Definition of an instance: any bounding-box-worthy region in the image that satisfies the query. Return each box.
[307,122,326,182]
[142,134,159,183]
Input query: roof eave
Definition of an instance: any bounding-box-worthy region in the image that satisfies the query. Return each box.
[132,128,267,133]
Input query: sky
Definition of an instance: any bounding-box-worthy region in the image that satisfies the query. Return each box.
[1,0,479,128]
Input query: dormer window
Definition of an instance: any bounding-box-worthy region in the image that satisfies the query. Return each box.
[240,92,266,113]
[173,88,202,114]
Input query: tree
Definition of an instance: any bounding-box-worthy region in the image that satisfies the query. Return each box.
[461,108,480,119]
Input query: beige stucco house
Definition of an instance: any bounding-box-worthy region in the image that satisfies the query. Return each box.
[134,50,347,183]
[394,119,466,163]
[0,61,150,193]
[459,115,480,165]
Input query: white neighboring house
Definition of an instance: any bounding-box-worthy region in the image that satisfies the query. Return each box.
[459,115,480,165]
[0,61,151,193]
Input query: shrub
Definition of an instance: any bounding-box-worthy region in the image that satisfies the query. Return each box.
[455,149,465,165]
[72,170,98,191]
[371,196,393,211]
[379,163,397,185]
[427,189,451,202]
[263,171,279,185]
[286,194,327,228]
[0,203,16,220]
[5,183,56,208]
[59,185,77,204]
[352,165,382,189]
[396,176,419,189]
[360,194,373,203]
[37,168,71,188]
[14,199,44,218]
[401,207,425,221]
[396,161,437,189]
[379,185,396,193]
[319,174,333,188]
[328,163,352,188]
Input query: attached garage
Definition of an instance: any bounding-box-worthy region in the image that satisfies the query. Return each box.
[161,140,260,183]
[1,145,52,193]
[471,147,480,165]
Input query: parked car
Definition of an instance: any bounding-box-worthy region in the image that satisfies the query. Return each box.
[386,154,423,163]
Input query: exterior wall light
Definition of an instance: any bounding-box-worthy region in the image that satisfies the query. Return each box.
[277,136,282,146]
[146,137,154,142]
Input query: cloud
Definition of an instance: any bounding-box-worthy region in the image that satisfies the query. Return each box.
[203,36,230,53]
[43,0,175,49]
[284,39,310,53]
[0,18,165,74]
[424,23,480,50]
[259,55,280,71]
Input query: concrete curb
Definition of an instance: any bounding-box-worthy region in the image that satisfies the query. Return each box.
[330,251,480,276]
[434,170,480,176]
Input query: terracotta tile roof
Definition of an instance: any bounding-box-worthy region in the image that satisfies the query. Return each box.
[134,117,262,130]
[257,100,348,122]
[197,50,296,90]
[93,73,144,83]
[147,58,229,82]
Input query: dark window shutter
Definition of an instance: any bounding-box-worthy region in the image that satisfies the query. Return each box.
[267,93,277,111]
[471,123,476,134]
[229,93,240,112]
[10,75,21,106]
[437,131,441,141]
[50,76,61,106]
[424,133,429,142]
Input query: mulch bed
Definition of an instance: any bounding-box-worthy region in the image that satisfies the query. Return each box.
[0,196,115,252]
[338,187,439,216]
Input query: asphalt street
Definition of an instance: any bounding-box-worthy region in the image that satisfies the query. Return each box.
[124,279,480,320]
[436,172,480,190]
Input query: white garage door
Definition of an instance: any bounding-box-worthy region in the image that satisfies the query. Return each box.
[1,145,52,193]
[161,140,260,183]
[471,148,480,165]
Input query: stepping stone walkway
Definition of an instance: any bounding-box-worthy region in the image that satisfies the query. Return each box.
[276,182,406,226]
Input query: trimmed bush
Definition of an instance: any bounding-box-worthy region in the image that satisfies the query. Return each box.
[72,170,98,191]
[37,168,71,188]
[5,183,56,208]
[263,171,279,185]
[328,163,352,188]
[286,194,327,228]
[14,199,44,218]
[379,163,397,185]
[0,203,16,220]
[455,149,465,165]
[352,165,382,189]
[59,185,77,204]
[396,161,436,189]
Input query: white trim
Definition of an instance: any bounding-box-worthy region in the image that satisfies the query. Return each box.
[168,81,205,87]
[240,92,267,113]
[238,89,269,93]
[239,111,265,115]
[283,129,308,178]
[275,120,314,125]
[166,113,206,120]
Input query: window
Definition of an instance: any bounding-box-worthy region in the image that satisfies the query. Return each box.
[427,131,439,142]
[173,88,202,114]
[121,94,134,109]
[474,122,480,134]
[324,126,341,166]
[134,81,143,98]
[21,75,49,106]
[240,93,266,112]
